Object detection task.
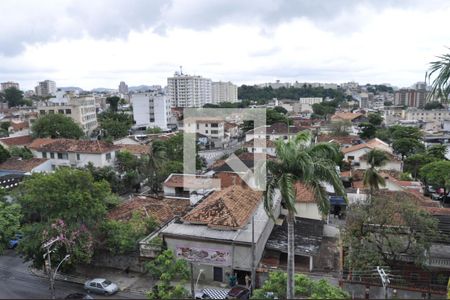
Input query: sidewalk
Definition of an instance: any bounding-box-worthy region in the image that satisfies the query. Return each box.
[29,265,152,295]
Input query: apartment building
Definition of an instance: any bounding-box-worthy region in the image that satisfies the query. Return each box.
[405,109,450,123]
[1,81,20,91]
[35,80,56,97]
[118,81,129,94]
[394,89,427,108]
[212,81,238,103]
[167,73,212,107]
[37,93,98,135]
[184,117,226,146]
[131,92,171,130]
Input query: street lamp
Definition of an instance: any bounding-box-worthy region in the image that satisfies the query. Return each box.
[42,237,70,300]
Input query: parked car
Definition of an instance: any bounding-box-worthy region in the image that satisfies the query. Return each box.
[8,233,22,249]
[65,293,94,299]
[225,286,250,300]
[84,278,118,295]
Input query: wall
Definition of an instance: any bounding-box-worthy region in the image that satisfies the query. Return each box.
[32,160,53,173]
[294,203,321,220]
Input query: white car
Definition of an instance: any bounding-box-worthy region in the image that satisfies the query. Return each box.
[84,278,119,295]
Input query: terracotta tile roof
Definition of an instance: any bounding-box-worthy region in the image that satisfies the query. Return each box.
[317,134,361,145]
[360,151,401,162]
[0,135,33,147]
[331,112,364,121]
[0,158,48,172]
[352,180,367,190]
[247,123,303,135]
[341,143,373,154]
[119,144,150,155]
[164,174,219,189]
[10,121,29,131]
[182,185,262,230]
[107,196,190,224]
[243,138,276,148]
[340,171,351,177]
[295,182,316,203]
[224,122,238,131]
[29,138,120,154]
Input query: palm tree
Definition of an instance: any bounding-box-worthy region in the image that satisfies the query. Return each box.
[263,131,346,299]
[426,50,450,103]
[363,149,389,196]
[146,141,167,194]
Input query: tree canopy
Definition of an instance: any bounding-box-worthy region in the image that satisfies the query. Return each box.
[238,85,345,102]
[32,114,84,139]
[343,191,438,270]
[106,96,121,112]
[252,271,349,299]
[16,168,119,268]
[0,201,22,253]
[1,87,28,107]
[420,160,450,190]
[97,111,133,140]
[0,144,10,163]
[424,101,444,110]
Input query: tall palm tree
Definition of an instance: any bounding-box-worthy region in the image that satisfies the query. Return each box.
[146,141,167,194]
[363,149,389,196]
[426,50,450,103]
[263,131,346,299]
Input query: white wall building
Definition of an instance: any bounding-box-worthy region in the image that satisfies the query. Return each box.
[1,81,20,91]
[37,93,98,135]
[167,73,212,107]
[131,92,170,130]
[118,81,128,94]
[35,80,56,97]
[212,81,238,103]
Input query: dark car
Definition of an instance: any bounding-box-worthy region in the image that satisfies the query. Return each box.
[226,286,250,300]
[64,293,93,299]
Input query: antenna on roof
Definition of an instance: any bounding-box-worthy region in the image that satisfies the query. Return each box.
[179,66,183,75]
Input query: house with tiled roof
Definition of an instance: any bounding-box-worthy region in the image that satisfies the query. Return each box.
[118,144,150,157]
[331,112,366,123]
[163,173,220,204]
[317,134,362,149]
[342,138,395,167]
[29,138,120,169]
[0,158,51,174]
[245,122,304,142]
[154,185,281,284]
[243,138,276,156]
[0,135,33,149]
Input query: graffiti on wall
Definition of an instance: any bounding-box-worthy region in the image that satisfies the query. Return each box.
[176,246,231,265]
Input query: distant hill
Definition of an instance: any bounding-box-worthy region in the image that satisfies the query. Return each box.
[129,85,162,92]
[91,87,117,93]
[58,87,84,92]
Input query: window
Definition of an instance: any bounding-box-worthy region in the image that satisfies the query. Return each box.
[62,153,68,159]
[49,110,55,114]
[42,152,47,158]
[58,109,64,114]
[205,130,208,134]
[65,109,71,114]
[50,152,55,159]
[211,130,218,134]
[39,110,46,115]
[77,154,81,160]
[211,123,218,128]
[57,153,63,159]
[348,156,355,160]
[106,153,112,160]
[196,124,199,130]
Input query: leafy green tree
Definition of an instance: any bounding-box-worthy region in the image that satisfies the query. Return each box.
[0,201,22,253]
[9,146,33,159]
[146,127,163,134]
[101,213,157,254]
[367,113,383,126]
[375,128,391,144]
[426,144,448,160]
[392,138,425,158]
[84,163,122,193]
[98,111,133,140]
[420,160,450,191]
[363,149,388,195]
[330,120,351,136]
[343,192,438,270]
[390,125,422,141]
[145,250,190,300]
[16,168,119,268]
[424,101,444,110]
[312,103,336,119]
[252,271,349,299]
[404,153,437,179]
[267,109,290,125]
[426,51,450,103]
[264,131,346,299]
[32,114,84,139]
[358,122,376,139]
[2,87,26,107]
[106,96,121,112]
[383,101,393,106]
[0,121,10,131]
[274,106,288,115]
[0,144,10,163]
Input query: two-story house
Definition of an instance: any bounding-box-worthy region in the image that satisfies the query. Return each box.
[28,138,120,169]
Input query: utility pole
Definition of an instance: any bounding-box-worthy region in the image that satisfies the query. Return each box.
[190,262,195,299]
[377,266,390,299]
[42,237,69,300]
[251,214,256,293]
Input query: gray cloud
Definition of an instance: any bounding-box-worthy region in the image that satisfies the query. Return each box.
[0,0,442,56]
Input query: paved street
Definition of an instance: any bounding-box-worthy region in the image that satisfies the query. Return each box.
[0,250,146,299]
[199,140,243,166]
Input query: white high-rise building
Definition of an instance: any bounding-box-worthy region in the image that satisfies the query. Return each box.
[35,80,56,97]
[118,81,129,94]
[212,81,238,103]
[1,81,20,91]
[167,73,212,107]
[131,92,171,130]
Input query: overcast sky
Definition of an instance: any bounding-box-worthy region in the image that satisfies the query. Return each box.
[1,0,450,90]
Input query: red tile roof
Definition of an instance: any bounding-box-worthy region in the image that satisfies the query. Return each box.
[317,134,361,145]
[243,139,276,148]
[119,144,150,155]
[295,182,316,203]
[0,135,33,147]
[10,121,29,131]
[164,174,219,189]
[0,158,48,172]
[182,185,262,230]
[107,196,190,224]
[331,112,364,121]
[29,138,120,154]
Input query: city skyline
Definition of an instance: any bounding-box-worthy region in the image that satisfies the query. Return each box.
[1,0,450,90]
